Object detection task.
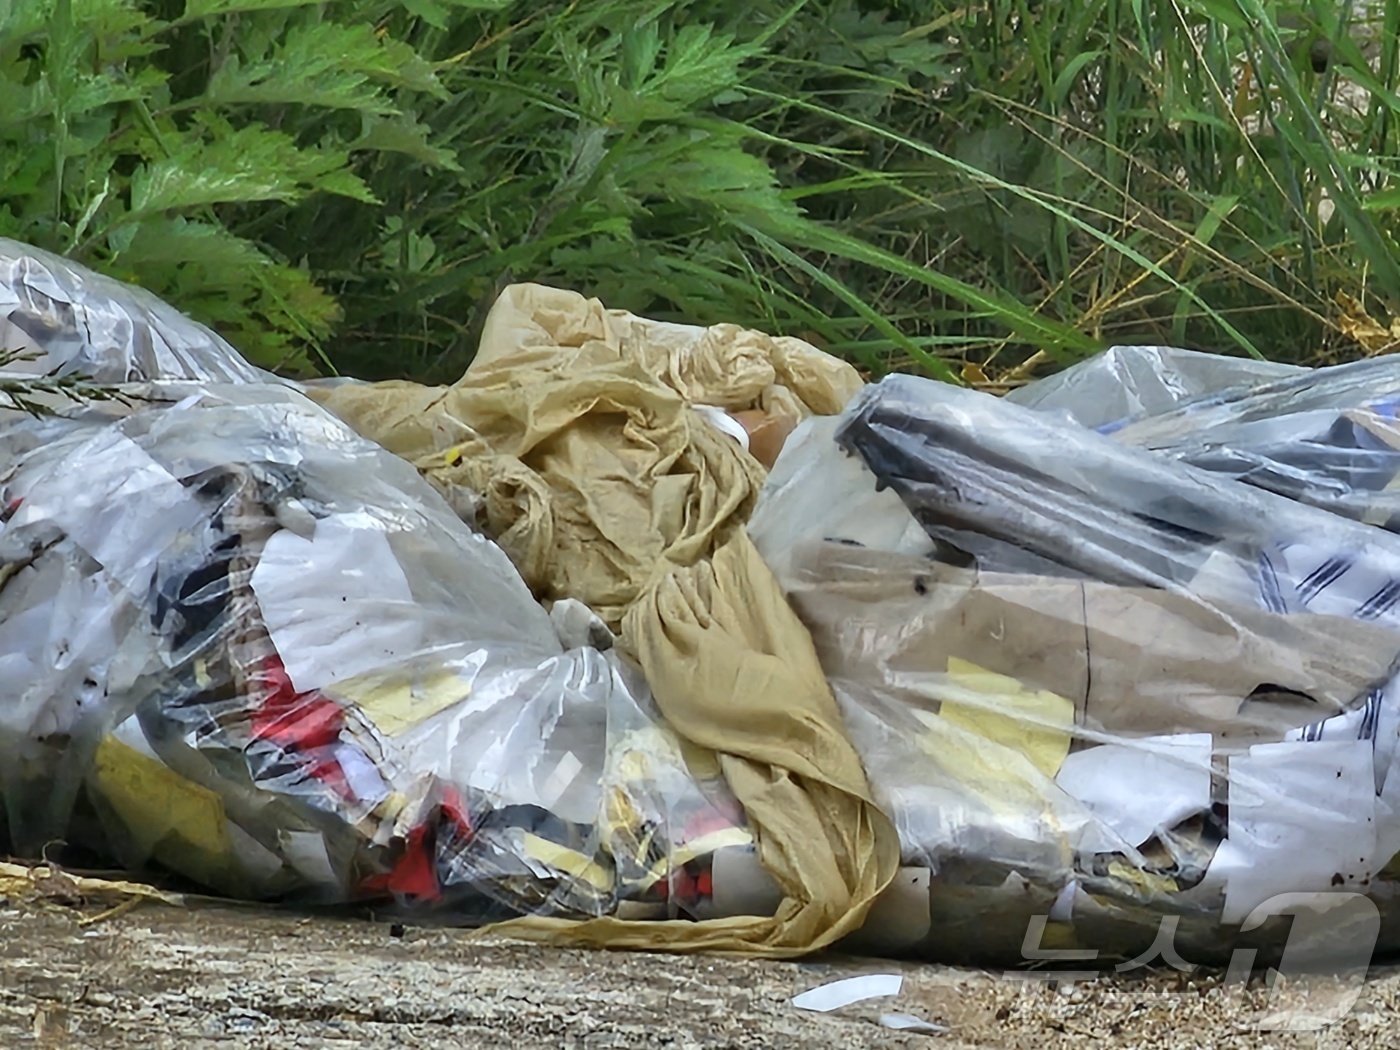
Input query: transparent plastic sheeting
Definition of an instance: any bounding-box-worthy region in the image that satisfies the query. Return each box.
[1003,344,1305,430]
[1015,346,1400,530]
[750,370,1400,964]
[0,381,776,926]
[0,238,268,384]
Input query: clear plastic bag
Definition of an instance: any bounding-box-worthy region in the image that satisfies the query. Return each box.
[751,372,1400,963]
[0,239,267,383]
[1020,346,1400,533]
[0,379,766,924]
[1005,344,1304,431]
[1094,356,1400,532]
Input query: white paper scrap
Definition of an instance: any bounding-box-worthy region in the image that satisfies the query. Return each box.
[1056,733,1212,852]
[251,514,423,694]
[791,974,903,1013]
[1204,739,1377,925]
[693,405,750,451]
[879,1013,950,1035]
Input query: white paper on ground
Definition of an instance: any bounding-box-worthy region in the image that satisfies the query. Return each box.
[251,514,423,694]
[879,1013,950,1034]
[791,974,903,1012]
[1055,733,1213,853]
[1202,739,1377,925]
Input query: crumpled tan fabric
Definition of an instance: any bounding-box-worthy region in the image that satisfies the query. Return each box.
[308,345,763,627]
[308,283,863,629]
[308,283,896,955]
[475,283,863,414]
[486,536,900,955]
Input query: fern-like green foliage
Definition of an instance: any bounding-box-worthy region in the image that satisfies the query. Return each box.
[3,0,1400,381]
[0,0,454,372]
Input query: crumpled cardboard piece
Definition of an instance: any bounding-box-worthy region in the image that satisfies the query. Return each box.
[786,542,1400,743]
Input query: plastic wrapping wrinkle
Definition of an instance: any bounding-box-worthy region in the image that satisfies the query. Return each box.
[1005,344,1305,430]
[0,238,270,383]
[1109,355,1400,443]
[548,598,616,652]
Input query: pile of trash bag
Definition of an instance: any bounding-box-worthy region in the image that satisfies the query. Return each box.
[3,234,1400,966]
[0,240,887,959]
[0,244,269,384]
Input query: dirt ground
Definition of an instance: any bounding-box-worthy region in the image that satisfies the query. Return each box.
[2,901,1398,1049]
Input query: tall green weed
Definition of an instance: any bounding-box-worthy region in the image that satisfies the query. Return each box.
[3,0,1398,381]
